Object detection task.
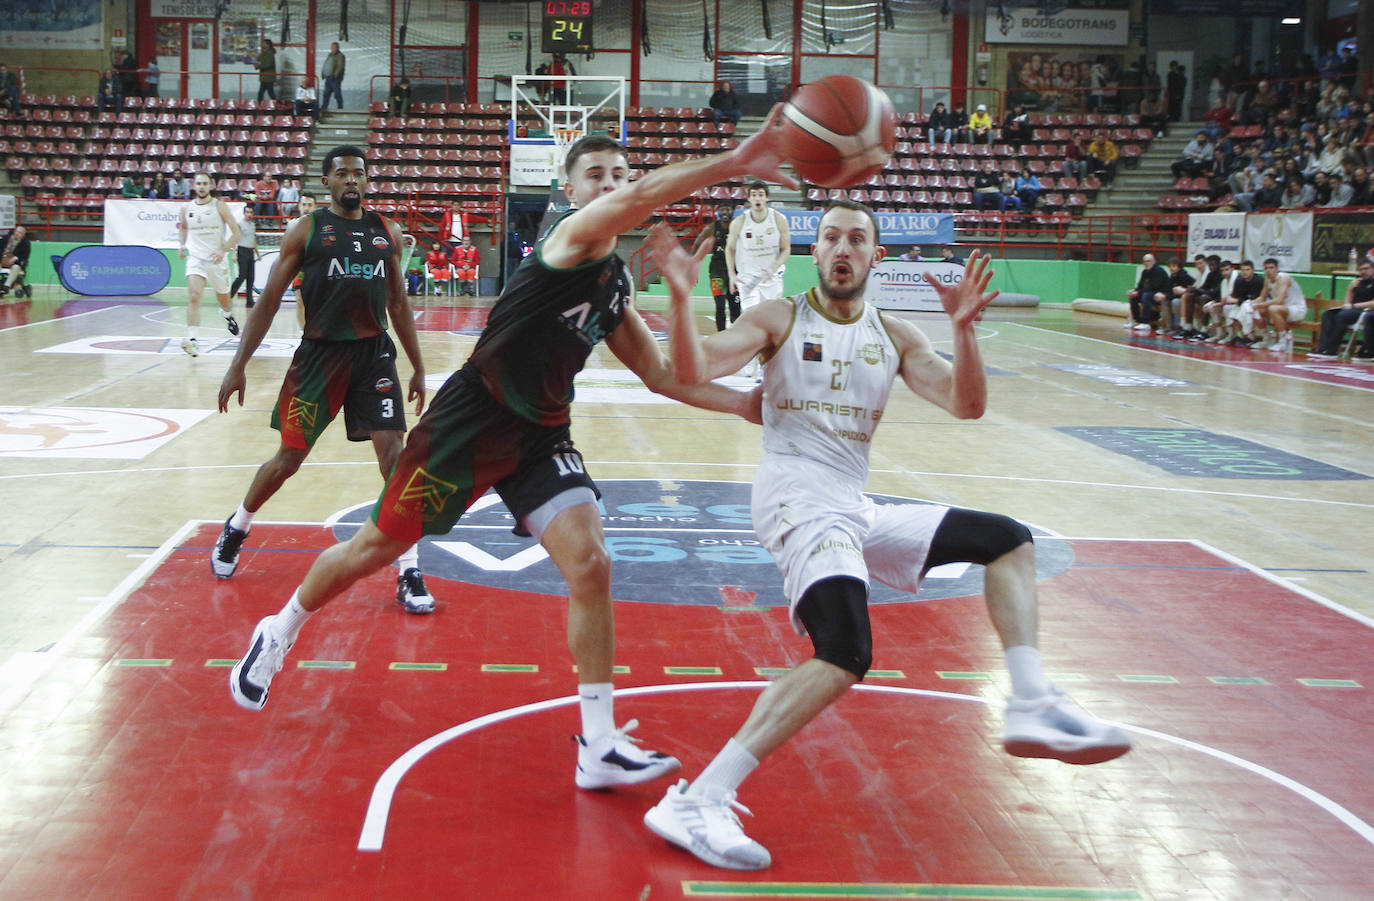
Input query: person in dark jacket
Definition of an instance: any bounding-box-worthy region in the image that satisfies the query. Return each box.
[1126,252,1172,332]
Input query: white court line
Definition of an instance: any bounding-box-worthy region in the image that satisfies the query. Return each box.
[355,681,1374,853]
[0,304,125,332]
[1186,538,1374,629]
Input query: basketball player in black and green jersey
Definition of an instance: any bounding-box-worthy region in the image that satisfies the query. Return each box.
[227,118,798,794]
[215,145,434,613]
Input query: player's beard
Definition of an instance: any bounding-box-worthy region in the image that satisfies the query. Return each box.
[338,192,362,211]
[820,265,869,302]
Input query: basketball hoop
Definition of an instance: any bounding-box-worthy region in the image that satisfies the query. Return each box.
[551,127,585,179]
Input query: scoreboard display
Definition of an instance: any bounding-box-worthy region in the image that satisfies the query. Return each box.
[541,1,594,55]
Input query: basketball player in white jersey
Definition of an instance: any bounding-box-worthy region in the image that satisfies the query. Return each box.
[178,173,242,356]
[726,180,790,377]
[1252,257,1308,354]
[640,202,1132,870]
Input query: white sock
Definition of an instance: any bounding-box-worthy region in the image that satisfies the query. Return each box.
[688,738,759,801]
[222,308,234,320]
[1005,645,1052,700]
[229,503,254,533]
[396,545,419,572]
[578,682,616,740]
[274,591,313,644]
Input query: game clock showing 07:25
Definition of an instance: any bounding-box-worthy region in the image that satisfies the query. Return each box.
[541,1,593,55]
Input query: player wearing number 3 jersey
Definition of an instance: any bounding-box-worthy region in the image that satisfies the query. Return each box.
[214,145,434,613]
[224,119,803,803]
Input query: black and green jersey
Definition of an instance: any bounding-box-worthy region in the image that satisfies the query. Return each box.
[298,208,394,341]
[467,213,632,426]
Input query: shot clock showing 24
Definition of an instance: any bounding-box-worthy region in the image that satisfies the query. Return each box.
[542,1,594,54]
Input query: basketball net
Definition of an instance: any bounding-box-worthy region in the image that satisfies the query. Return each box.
[552,127,585,184]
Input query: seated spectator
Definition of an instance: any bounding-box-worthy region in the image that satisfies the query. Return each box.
[1201,96,1233,140]
[1015,167,1042,212]
[1308,258,1374,359]
[1249,80,1282,122]
[1163,257,1195,336]
[968,104,995,144]
[96,69,121,114]
[1087,131,1119,186]
[252,172,278,221]
[1316,135,1347,175]
[120,174,145,198]
[896,246,923,261]
[451,235,481,296]
[999,170,1022,212]
[389,78,412,119]
[926,102,954,145]
[938,246,964,265]
[167,169,190,200]
[1001,104,1031,148]
[1324,172,1353,207]
[1279,176,1314,208]
[148,172,169,200]
[1179,254,1223,339]
[1140,93,1169,138]
[1062,132,1089,181]
[425,244,453,293]
[1171,131,1214,179]
[0,63,20,115]
[709,80,742,128]
[972,160,1005,211]
[0,225,31,298]
[1236,171,1282,211]
[1126,252,1172,332]
[1349,166,1372,205]
[948,102,970,144]
[276,177,300,218]
[1251,258,1307,353]
[406,264,423,296]
[294,77,318,120]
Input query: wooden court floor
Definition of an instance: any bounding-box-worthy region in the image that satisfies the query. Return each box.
[0,285,1370,899]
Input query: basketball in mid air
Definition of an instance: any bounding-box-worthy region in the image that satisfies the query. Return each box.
[778,75,898,189]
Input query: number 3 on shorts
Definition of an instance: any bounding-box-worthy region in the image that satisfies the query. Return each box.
[380,397,394,419]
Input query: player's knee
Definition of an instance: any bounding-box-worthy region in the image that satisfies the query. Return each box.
[797,577,872,680]
[558,540,612,594]
[271,445,307,477]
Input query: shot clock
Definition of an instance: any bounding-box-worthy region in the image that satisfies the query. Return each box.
[541,1,594,55]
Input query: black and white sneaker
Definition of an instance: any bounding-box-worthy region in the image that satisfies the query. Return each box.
[575,718,681,790]
[211,519,249,579]
[396,567,434,614]
[229,615,293,711]
[225,315,240,336]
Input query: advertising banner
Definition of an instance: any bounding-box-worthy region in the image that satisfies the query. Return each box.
[102,199,246,248]
[985,8,1129,46]
[0,0,103,50]
[1186,212,1245,262]
[1311,212,1374,267]
[509,141,560,187]
[868,260,964,312]
[778,209,955,248]
[54,246,171,296]
[1244,212,1312,273]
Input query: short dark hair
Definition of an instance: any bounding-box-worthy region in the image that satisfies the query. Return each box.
[1240,259,1255,268]
[1220,259,1234,267]
[299,191,316,201]
[1207,254,1222,266]
[1168,257,1183,267]
[1263,257,1279,267]
[746,179,770,195]
[322,144,368,177]
[563,134,625,178]
[817,199,880,243]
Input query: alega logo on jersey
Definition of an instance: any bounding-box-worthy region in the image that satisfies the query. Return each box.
[326,257,386,279]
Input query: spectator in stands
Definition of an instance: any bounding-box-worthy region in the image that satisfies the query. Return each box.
[1014,167,1041,213]
[896,247,924,261]
[939,246,965,265]
[1001,104,1031,149]
[1337,46,1358,91]
[709,80,742,128]
[256,39,277,101]
[949,102,970,144]
[1316,135,1348,176]
[321,42,346,110]
[451,235,481,296]
[1139,92,1169,138]
[97,69,121,114]
[117,50,139,100]
[0,63,19,115]
[1126,253,1171,332]
[294,76,318,120]
[252,172,278,221]
[1086,131,1118,186]
[148,172,169,200]
[972,159,1005,211]
[0,225,31,298]
[1144,61,1162,103]
[1308,258,1374,360]
[1348,167,1371,206]
[999,169,1022,212]
[1163,257,1195,336]
[1251,258,1307,353]
[121,173,145,198]
[1171,132,1215,179]
[389,78,412,119]
[440,199,466,248]
[1201,97,1233,140]
[1166,62,1186,121]
[1324,172,1353,207]
[425,243,452,294]
[1279,175,1314,208]
[548,53,574,105]
[143,59,160,98]
[926,102,954,145]
[168,169,190,200]
[1235,171,1281,212]
[1062,131,1089,181]
[1249,81,1282,123]
[276,177,300,218]
[968,104,994,145]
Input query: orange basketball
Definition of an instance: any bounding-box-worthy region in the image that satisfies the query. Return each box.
[779,75,898,189]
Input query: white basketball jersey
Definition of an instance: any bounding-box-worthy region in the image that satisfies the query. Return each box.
[734,209,784,276]
[762,291,900,481]
[184,198,227,258]
[1279,272,1305,306]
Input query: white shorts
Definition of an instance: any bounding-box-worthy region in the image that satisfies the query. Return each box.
[738,269,782,311]
[186,254,231,296]
[752,455,949,635]
[1282,295,1306,322]
[1226,300,1256,331]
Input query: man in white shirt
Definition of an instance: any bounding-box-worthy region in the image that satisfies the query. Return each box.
[178,172,242,355]
[726,180,790,378]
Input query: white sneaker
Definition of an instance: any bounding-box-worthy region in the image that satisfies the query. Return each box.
[229,615,293,711]
[1003,686,1132,765]
[1132,323,1152,332]
[1252,332,1276,350]
[1120,321,1135,330]
[574,718,680,790]
[644,779,772,870]
[1269,333,1292,354]
[180,337,199,357]
[1306,352,1338,360]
